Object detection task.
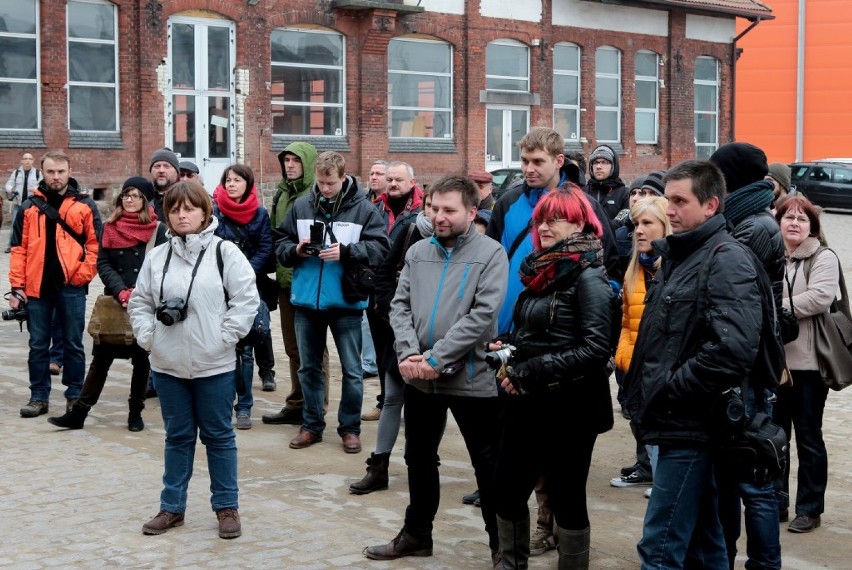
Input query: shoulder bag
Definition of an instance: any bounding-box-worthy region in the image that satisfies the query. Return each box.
[87,295,134,345]
[806,248,852,390]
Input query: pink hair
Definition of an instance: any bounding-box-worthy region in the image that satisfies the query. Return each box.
[531,184,603,249]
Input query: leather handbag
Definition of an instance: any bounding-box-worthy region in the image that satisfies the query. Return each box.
[812,253,852,391]
[87,294,134,345]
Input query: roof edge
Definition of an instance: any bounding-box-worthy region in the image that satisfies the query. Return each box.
[589,0,775,22]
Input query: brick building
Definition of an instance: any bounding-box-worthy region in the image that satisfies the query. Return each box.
[0,0,772,198]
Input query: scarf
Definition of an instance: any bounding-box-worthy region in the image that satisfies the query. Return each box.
[415,210,433,238]
[214,185,260,225]
[101,207,159,249]
[519,233,603,294]
[723,179,775,228]
[638,251,659,270]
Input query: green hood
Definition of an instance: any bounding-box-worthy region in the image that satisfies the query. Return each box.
[271,142,318,287]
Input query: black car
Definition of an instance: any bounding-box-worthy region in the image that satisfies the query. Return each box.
[489,168,523,198]
[790,161,852,210]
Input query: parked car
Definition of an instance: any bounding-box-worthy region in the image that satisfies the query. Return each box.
[489,168,523,198]
[790,161,852,210]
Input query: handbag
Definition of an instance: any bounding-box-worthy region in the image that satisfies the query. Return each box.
[87,295,134,345]
[807,248,852,391]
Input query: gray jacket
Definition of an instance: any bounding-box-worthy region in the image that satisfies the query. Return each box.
[390,223,508,397]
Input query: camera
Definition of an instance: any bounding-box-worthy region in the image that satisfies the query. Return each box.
[485,344,517,370]
[302,221,325,256]
[156,298,188,326]
[720,387,746,427]
[3,290,28,331]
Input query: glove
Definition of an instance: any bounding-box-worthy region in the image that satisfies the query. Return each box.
[117,288,133,306]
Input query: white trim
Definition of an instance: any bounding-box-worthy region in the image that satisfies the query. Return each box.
[595,46,621,144]
[634,50,659,144]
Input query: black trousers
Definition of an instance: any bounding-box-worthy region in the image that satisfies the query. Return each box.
[78,342,149,410]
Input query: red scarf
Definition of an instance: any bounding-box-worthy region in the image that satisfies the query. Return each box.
[214,185,259,225]
[101,207,159,249]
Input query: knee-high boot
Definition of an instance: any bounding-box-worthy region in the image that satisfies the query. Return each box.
[497,513,530,570]
[556,526,590,570]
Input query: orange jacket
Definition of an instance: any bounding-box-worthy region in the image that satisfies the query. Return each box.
[9,182,99,298]
[615,268,652,372]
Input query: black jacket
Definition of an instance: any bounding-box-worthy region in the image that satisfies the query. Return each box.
[728,208,785,318]
[97,223,168,298]
[505,264,614,435]
[625,215,763,447]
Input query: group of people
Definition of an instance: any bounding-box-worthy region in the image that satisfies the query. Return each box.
[5,132,838,568]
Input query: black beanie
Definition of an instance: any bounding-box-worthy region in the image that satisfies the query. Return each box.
[122,176,155,202]
[149,147,180,174]
[641,170,667,196]
[709,142,768,194]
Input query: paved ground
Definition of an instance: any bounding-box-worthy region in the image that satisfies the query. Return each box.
[1,216,852,569]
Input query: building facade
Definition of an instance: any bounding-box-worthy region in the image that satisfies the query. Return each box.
[0,0,771,195]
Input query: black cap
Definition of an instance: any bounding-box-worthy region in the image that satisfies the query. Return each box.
[122,176,155,202]
[179,160,199,174]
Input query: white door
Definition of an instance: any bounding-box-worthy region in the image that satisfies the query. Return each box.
[167,18,235,193]
[485,106,529,171]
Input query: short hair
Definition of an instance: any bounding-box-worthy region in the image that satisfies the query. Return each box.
[775,195,822,239]
[663,159,726,212]
[109,186,153,225]
[41,150,70,169]
[517,127,564,159]
[429,174,480,210]
[316,151,346,178]
[387,161,414,179]
[531,184,603,250]
[624,197,670,295]
[371,160,388,168]
[565,150,586,175]
[220,164,255,203]
[163,181,213,234]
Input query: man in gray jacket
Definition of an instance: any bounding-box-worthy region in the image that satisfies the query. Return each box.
[364,175,508,566]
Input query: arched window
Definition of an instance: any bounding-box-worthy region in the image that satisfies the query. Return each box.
[595,46,621,143]
[694,56,719,158]
[486,39,529,92]
[553,42,581,142]
[388,37,452,138]
[635,50,659,144]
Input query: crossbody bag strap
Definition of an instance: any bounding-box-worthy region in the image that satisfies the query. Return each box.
[28,194,87,249]
[507,220,533,261]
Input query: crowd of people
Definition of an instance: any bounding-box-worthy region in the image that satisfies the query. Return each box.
[4,132,841,567]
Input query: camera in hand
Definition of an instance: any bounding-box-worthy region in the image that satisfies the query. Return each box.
[485,344,517,370]
[156,298,187,326]
[2,290,28,330]
[302,221,325,256]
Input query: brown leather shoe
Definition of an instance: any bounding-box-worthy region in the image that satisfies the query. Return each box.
[342,432,362,454]
[142,510,185,535]
[216,508,241,539]
[289,428,322,449]
[363,529,433,560]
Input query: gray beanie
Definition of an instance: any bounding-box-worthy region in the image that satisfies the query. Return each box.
[641,170,667,196]
[767,162,791,191]
[150,147,180,173]
[589,145,615,165]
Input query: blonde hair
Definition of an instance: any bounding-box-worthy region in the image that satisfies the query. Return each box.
[623,196,670,295]
[316,151,346,177]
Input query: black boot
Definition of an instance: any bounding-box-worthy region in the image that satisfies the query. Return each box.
[556,526,590,570]
[48,402,89,429]
[349,452,390,495]
[497,513,530,569]
[128,398,145,432]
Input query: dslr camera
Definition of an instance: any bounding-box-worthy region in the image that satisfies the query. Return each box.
[156,298,188,326]
[485,344,517,370]
[302,221,325,257]
[2,290,28,331]
[720,386,746,428]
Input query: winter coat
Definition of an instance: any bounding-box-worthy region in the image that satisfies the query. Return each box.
[390,223,508,397]
[98,223,168,297]
[584,146,630,225]
[782,237,840,371]
[505,263,614,434]
[625,215,763,447]
[615,267,652,372]
[277,175,389,312]
[373,216,427,318]
[4,166,42,204]
[374,185,424,243]
[271,142,317,288]
[128,217,259,379]
[213,204,274,274]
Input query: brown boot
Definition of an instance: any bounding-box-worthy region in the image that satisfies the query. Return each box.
[217,508,241,539]
[349,452,390,495]
[363,529,433,560]
[142,510,184,535]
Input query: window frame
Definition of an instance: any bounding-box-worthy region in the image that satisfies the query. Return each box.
[270,26,346,138]
[553,42,581,143]
[595,46,621,144]
[387,36,453,140]
[694,56,720,159]
[0,0,41,131]
[485,39,530,93]
[66,0,119,133]
[634,50,659,144]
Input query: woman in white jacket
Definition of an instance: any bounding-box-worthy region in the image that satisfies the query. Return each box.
[128,181,258,540]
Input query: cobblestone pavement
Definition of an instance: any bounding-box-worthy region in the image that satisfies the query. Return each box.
[1,216,851,569]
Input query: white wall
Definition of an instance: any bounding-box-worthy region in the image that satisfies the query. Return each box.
[553,0,668,36]
[403,0,464,15]
[685,14,736,43]
[481,0,542,22]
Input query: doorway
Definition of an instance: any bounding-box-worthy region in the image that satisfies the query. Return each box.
[485,106,529,171]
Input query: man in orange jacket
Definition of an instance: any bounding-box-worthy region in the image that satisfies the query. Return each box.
[8,150,100,418]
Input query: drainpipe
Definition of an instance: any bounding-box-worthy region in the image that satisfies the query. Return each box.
[731,18,762,142]
[796,0,806,161]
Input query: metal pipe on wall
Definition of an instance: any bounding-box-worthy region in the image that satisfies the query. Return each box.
[796,0,806,161]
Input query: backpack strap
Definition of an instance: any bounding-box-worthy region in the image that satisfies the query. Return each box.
[507,220,533,261]
[28,194,87,250]
[216,239,230,304]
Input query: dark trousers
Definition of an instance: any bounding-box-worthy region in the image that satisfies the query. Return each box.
[402,384,501,549]
[366,307,390,408]
[78,342,149,411]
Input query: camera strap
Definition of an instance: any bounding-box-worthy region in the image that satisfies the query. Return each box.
[158,244,209,306]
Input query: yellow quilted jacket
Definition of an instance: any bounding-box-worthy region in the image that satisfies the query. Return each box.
[615,268,652,372]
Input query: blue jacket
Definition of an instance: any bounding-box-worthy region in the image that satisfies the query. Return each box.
[277,175,389,311]
[213,205,274,275]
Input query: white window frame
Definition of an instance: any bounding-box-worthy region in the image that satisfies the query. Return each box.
[553,42,581,142]
[634,50,659,144]
[486,39,530,93]
[66,0,119,132]
[595,46,621,143]
[694,56,720,158]
[388,37,453,139]
[0,0,41,130]
[270,27,346,137]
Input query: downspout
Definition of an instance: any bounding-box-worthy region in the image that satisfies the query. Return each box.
[731,18,762,142]
[796,0,806,161]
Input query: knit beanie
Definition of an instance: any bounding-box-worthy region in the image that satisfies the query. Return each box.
[767,162,791,191]
[589,145,615,165]
[641,170,667,196]
[149,147,180,174]
[709,142,768,194]
[122,176,155,202]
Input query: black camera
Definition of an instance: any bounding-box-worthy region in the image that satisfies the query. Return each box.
[720,387,746,427]
[485,344,517,370]
[156,298,187,326]
[3,290,28,331]
[302,221,325,256]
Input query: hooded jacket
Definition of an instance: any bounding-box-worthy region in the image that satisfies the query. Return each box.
[128,217,259,379]
[374,184,424,244]
[277,175,389,312]
[271,142,317,288]
[585,145,630,224]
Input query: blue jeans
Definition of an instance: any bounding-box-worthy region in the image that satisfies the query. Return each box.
[26,286,86,402]
[638,446,728,570]
[234,343,254,415]
[50,309,64,366]
[361,312,377,375]
[294,308,363,436]
[154,370,238,513]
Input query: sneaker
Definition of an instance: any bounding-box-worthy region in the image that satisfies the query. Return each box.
[260,375,276,392]
[20,400,49,418]
[644,488,653,499]
[461,490,480,505]
[235,413,252,430]
[621,462,640,476]
[142,510,184,535]
[610,469,652,487]
[49,363,61,376]
[529,526,556,557]
[216,508,241,539]
[361,407,381,421]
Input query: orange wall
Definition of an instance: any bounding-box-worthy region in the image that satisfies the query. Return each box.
[736,0,852,162]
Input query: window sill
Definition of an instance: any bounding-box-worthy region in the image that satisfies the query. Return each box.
[271,135,351,153]
[389,138,457,153]
[0,131,46,149]
[68,132,124,149]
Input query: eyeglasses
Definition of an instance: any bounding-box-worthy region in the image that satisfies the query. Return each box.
[536,217,568,227]
[180,171,197,179]
[121,193,143,201]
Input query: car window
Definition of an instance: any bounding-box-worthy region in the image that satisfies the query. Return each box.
[791,165,808,180]
[491,172,509,185]
[833,168,852,184]
[808,167,830,182]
